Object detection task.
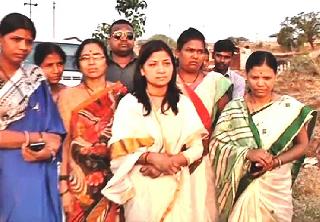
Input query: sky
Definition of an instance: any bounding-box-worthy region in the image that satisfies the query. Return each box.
[1,0,319,43]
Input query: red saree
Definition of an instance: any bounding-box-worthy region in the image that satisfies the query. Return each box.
[67,83,126,222]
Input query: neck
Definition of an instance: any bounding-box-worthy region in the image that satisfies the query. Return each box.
[83,76,106,92]
[111,52,134,68]
[214,67,228,75]
[179,68,201,83]
[248,92,273,105]
[146,85,167,97]
[0,56,20,79]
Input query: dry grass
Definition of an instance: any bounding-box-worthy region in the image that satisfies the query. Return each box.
[274,71,320,221]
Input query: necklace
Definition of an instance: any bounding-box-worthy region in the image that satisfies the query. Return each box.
[83,81,107,96]
[179,71,200,84]
[246,93,273,113]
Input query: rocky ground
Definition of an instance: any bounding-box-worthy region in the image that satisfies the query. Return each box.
[273,71,320,221]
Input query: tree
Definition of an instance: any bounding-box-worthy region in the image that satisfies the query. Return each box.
[277,12,320,50]
[92,0,147,42]
[227,36,249,44]
[115,0,147,38]
[277,26,296,51]
[92,23,110,43]
[148,34,177,49]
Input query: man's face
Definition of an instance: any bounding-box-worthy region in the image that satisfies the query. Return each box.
[213,51,233,73]
[108,24,134,57]
[176,39,205,74]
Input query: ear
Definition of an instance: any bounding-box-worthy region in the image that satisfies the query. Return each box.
[175,49,180,58]
[140,68,145,76]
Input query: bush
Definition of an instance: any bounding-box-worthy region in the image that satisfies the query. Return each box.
[289,55,320,75]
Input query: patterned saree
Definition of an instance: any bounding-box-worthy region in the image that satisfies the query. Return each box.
[210,96,317,222]
[67,83,126,222]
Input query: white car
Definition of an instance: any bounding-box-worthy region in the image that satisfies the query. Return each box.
[24,40,82,87]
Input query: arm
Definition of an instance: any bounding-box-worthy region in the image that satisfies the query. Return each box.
[57,90,74,213]
[0,130,44,148]
[272,125,308,168]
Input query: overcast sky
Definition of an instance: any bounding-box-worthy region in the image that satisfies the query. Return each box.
[1,0,319,43]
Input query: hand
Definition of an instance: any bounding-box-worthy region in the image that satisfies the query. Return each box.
[148,153,181,175]
[21,143,52,162]
[140,165,162,178]
[61,191,74,214]
[246,149,273,171]
[41,132,62,153]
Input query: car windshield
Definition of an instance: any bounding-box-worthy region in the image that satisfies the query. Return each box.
[24,41,79,72]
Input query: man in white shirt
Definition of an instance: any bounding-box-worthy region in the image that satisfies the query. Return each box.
[213,39,246,99]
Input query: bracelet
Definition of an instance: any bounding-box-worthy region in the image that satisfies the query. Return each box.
[59,189,69,197]
[47,147,56,162]
[144,152,150,164]
[59,175,70,181]
[276,157,282,168]
[23,131,30,146]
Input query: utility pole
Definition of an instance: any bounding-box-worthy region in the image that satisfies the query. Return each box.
[24,0,38,20]
[53,1,56,39]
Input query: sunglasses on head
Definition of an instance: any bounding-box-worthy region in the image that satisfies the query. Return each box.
[112,31,135,40]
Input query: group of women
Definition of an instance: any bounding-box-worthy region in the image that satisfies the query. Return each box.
[0,12,317,222]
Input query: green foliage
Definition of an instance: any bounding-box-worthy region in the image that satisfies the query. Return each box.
[277,12,320,50]
[148,34,177,49]
[92,0,148,42]
[92,22,110,43]
[115,0,147,38]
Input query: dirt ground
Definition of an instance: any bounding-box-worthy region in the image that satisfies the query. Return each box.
[273,71,320,221]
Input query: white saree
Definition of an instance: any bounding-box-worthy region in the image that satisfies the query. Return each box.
[211,95,317,222]
[101,94,208,222]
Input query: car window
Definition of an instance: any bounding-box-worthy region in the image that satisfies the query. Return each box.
[24,41,79,71]
[24,41,82,87]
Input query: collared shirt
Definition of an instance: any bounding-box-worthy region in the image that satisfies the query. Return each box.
[223,69,246,99]
[106,54,137,92]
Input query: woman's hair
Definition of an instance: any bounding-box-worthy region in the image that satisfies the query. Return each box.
[245,51,278,74]
[34,42,66,66]
[176,27,205,51]
[0,13,36,39]
[133,40,180,116]
[74,38,109,69]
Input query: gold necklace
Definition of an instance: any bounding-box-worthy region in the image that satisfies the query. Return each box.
[246,93,273,113]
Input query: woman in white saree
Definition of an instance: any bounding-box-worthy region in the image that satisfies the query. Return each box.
[210,51,317,222]
[102,40,208,222]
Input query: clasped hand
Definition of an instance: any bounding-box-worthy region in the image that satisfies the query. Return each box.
[140,153,186,178]
[246,149,275,177]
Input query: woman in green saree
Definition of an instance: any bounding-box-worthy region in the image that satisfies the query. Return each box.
[210,51,317,222]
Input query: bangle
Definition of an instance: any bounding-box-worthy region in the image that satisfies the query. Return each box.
[23,131,30,146]
[59,189,69,197]
[47,147,56,162]
[144,152,150,164]
[276,157,282,168]
[59,175,70,181]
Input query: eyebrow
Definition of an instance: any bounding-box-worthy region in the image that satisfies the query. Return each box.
[80,52,104,56]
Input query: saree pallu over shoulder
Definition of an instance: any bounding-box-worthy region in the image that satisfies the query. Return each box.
[210,96,317,221]
[102,94,207,221]
[67,82,126,222]
[0,66,65,222]
[0,64,45,130]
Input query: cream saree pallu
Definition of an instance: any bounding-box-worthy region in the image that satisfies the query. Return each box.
[210,95,317,222]
[102,94,207,222]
